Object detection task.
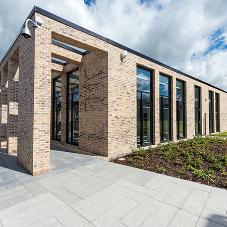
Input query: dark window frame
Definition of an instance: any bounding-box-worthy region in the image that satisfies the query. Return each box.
[176,79,185,140]
[66,68,79,146]
[215,93,220,132]
[159,74,171,143]
[137,66,153,147]
[209,91,214,134]
[52,76,62,142]
[195,86,201,136]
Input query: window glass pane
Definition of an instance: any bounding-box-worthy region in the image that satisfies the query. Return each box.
[53,77,61,141]
[163,107,169,140]
[73,104,79,144]
[195,87,199,108]
[159,75,169,97]
[195,109,199,135]
[163,96,169,105]
[143,106,151,144]
[67,69,79,144]
[179,108,184,138]
[67,95,72,143]
[137,94,141,146]
[54,77,61,97]
[215,93,220,132]
[68,70,79,94]
[142,92,151,103]
[176,80,183,99]
[137,67,150,92]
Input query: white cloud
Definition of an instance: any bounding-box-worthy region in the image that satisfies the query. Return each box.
[0,0,227,90]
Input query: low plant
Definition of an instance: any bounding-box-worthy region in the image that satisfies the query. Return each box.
[156,165,165,173]
[176,170,185,175]
[128,157,134,163]
[132,148,149,160]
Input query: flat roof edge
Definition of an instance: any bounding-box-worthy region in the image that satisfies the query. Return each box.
[0,6,226,93]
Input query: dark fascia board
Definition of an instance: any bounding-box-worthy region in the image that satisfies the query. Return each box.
[51,58,68,66]
[51,39,90,55]
[1,6,226,93]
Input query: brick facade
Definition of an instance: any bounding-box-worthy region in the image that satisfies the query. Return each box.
[1,6,227,175]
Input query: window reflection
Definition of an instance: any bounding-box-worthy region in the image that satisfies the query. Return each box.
[137,67,152,147]
[67,70,79,145]
[176,80,184,139]
[160,74,170,142]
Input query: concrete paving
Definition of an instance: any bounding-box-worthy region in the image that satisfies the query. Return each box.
[0,145,227,227]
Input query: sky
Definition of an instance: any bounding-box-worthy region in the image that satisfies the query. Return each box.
[0,0,227,91]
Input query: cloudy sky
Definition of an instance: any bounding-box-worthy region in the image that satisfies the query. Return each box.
[0,0,227,91]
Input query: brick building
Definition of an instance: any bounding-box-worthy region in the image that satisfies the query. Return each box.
[0,6,227,176]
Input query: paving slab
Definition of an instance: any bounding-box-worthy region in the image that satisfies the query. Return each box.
[0,145,226,227]
[204,187,227,213]
[140,202,178,227]
[164,184,192,208]
[149,181,178,201]
[168,209,199,227]
[181,189,209,216]
[107,183,148,202]
[23,181,49,197]
[92,197,137,227]
[120,197,160,227]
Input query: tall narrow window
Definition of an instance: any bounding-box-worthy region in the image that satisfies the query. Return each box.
[215,93,220,132]
[160,74,171,142]
[209,91,214,134]
[176,80,185,139]
[53,77,62,141]
[67,70,79,145]
[137,66,153,147]
[195,86,200,136]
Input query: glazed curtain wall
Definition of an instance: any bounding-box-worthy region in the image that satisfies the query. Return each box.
[136,66,153,147]
[53,77,62,141]
[67,70,79,145]
[159,74,171,142]
[176,80,185,139]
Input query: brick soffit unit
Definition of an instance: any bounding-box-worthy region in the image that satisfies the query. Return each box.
[1,5,226,94]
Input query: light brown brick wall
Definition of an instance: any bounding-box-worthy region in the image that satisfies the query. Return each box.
[7,59,19,154]
[79,52,108,156]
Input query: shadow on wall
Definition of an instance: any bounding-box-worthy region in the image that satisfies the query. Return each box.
[0,148,30,175]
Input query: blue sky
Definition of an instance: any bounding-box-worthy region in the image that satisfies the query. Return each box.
[0,0,227,91]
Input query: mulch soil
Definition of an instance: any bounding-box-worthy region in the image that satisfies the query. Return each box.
[111,138,227,190]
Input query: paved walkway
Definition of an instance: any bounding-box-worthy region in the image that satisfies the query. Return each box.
[0,145,227,227]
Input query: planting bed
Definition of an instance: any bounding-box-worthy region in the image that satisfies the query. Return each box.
[112,136,227,189]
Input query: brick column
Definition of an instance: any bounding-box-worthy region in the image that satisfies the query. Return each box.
[153,69,160,145]
[186,81,195,139]
[61,72,67,145]
[7,59,19,154]
[18,13,51,175]
[171,77,177,141]
[79,52,108,156]
[1,67,8,147]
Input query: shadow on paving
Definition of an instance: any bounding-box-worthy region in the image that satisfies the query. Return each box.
[206,214,227,226]
[0,149,30,175]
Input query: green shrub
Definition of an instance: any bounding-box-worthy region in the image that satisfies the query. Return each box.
[156,165,165,173]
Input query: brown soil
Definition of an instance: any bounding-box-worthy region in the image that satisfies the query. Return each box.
[111,141,227,190]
